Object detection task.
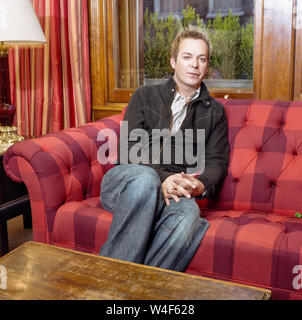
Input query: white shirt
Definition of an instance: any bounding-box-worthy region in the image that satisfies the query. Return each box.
[170,87,200,134]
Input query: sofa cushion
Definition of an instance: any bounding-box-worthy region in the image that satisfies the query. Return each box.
[53,197,112,254]
[187,209,302,298]
[53,195,302,298]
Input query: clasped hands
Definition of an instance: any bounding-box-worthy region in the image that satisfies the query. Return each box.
[162,172,205,206]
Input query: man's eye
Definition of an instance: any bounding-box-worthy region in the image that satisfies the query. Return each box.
[183,56,190,60]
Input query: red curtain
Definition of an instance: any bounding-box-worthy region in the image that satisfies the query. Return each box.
[8,0,91,137]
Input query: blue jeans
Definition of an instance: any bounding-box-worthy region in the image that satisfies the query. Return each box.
[99,164,209,272]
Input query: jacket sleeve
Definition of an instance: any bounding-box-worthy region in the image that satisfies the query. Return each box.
[117,88,174,182]
[197,108,230,198]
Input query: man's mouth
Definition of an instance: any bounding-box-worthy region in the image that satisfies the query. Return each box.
[188,72,200,77]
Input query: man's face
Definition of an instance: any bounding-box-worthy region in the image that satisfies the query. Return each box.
[170,38,209,93]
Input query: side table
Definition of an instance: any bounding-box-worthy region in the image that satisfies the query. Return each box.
[0,153,32,256]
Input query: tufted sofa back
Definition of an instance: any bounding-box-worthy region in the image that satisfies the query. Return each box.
[4,99,302,242]
[209,99,302,217]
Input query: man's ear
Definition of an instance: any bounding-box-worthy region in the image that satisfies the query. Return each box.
[170,57,176,69]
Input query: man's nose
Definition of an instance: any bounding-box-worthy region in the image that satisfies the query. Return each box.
[191,58,198,68]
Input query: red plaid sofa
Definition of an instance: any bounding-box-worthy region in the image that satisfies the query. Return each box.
[3,99,302,299]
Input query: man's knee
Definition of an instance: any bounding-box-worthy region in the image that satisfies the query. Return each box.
[171,197,200,219]
[100,165,161,212]
[161,198,201,233]
[102,164,161,196]
[130,165,161,191]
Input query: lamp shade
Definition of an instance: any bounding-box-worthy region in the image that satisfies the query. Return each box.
[0,0,46,44]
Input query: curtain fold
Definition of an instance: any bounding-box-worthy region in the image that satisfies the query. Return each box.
[8,0,91,137]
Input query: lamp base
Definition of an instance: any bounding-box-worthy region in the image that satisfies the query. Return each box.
[0,126,24,154]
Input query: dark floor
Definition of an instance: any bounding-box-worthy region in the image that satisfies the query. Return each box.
[7,216,33,252]
[9,228,33,251]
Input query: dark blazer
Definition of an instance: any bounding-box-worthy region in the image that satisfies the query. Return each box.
[118,76,230,198]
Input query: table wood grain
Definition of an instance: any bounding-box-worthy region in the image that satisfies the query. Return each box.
[0,241,271,300]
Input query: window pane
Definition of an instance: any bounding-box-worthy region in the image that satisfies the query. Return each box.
[115,0,254,89]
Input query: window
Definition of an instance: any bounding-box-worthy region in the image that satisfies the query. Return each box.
[111,0,254,96]
[154,0,185,17]
[207,0,245,18]
[90,0,300,120]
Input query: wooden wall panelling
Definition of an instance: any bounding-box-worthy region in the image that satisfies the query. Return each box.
[107,0,136,103]
[209,89,255,100]
[138,1,144,86]
[256,0,296,100]
[129,0,138,88]
[253,0,264,100]
[294,0,302,100]
[117,0,138,89]
[89,0,108,120]
[107,0,118,94]
[117,0,128,88]
[89,0,127,120]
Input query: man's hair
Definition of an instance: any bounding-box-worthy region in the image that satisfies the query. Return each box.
[171,25,212,61]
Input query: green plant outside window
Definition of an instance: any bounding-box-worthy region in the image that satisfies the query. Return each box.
[143,6,254,87]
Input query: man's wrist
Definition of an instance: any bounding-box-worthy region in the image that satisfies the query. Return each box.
[195,187,207,200]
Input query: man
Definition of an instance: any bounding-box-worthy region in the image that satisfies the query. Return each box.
[99,26,229,272]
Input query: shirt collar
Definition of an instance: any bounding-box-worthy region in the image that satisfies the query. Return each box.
[174,87,201,103]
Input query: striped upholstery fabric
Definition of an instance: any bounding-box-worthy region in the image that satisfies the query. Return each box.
[4,100,302,299]
[190,99,302,299]
[9,0,91,137]
[4,113,123,246]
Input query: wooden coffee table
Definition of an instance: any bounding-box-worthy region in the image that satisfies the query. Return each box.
[0,241,271,300]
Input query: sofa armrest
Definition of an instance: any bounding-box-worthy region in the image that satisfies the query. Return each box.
[3,113,122,243]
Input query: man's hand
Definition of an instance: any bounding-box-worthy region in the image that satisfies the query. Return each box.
[162,172,205,206]
[162,173,183,206]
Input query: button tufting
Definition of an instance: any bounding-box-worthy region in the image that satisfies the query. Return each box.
[270,181,276,188]
[233,177,239,183]
[293,150,298,156]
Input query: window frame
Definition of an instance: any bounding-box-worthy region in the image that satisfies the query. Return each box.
[89,0,301,120]
[107,0,254,102]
